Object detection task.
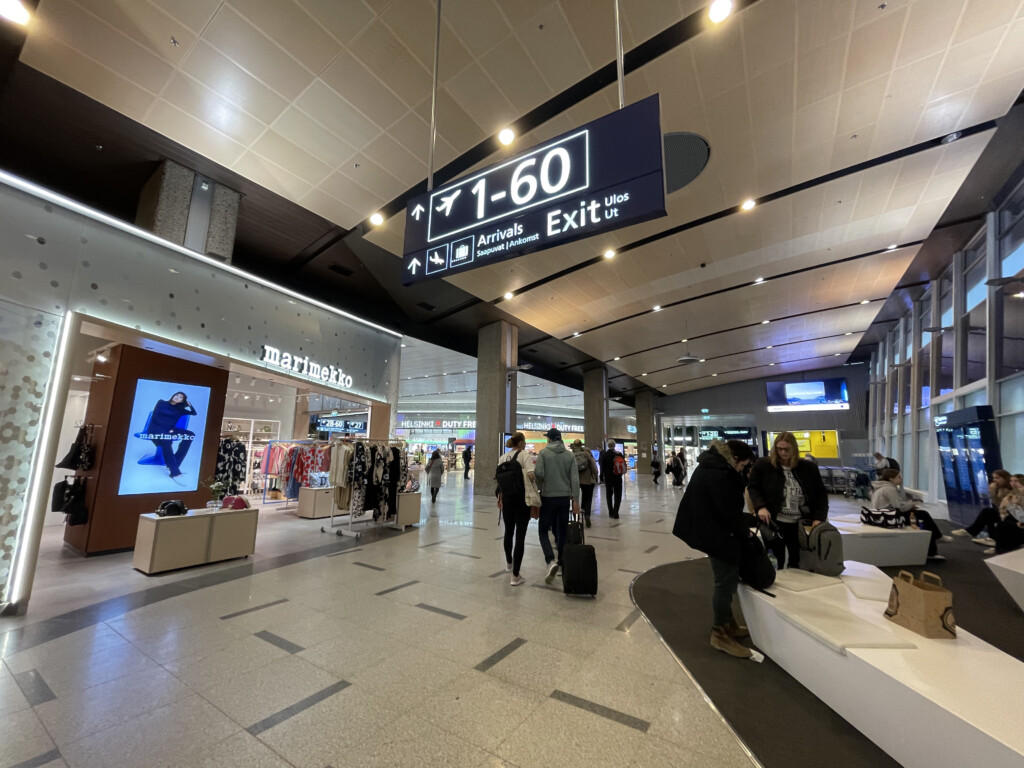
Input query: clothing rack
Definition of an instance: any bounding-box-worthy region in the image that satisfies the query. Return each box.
[260,439,317,509]
[321,438,410,539]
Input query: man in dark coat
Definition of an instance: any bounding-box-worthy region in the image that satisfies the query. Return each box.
[463,446,472,479]
[673,439,757,658]
[599,440,624,518]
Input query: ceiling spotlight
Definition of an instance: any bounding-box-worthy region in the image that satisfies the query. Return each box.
[887,244,898,250]
[681,338,688,343]
[603,249,616,259]
[572,331,580,337]
[234,376,241,384]
[369,212,384,226]
[0,0,30,25]
[613,356,620,361]
[662,384,667,388]
[504,291,514,300]
[754,277,764,284]
[740,198,756,211]
[834,353,841,356]
[769,362,775,366]
[243,395,250,400]
[400,343,407,348]
[95,353,108,363]
[711,373,718,377]
[708,0,733,24]
[1015,292,1024,299]
[845,332,853,336]
[860,299,871,304]
[652,305,661,312]
[250,378,256,387]
[642,372,648,377]
[766,345,773,349]
[761,319,770,325]
[940,131,962,144]
[699,358,706,362]
[168,267,180,274]
[498,128,515,145]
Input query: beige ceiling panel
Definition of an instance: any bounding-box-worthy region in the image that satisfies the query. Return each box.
[21,34,155,122]
[380,0,472,83]
[884,53,943,119]
[796,0,851,50]
[445,63,518,135]
[560,0,616,69]
[361,133,427,187]
[749,61,796,130]
[743,0,797,76]
[845,6,906,89]
[299,188,362,229]
[791,141,834,188]
[300,0,375,46]
[443,0,511,58]
[830,127,876,170]
[321,52,409,129]
[272,107,358,168]
[619,0,682,49]
[252,131,332,185]
[853,0,910,28]
[692,18,747,99]
[31,0,174,94]
[836,75,887,135]
[479,34,551,113]
[515,4,591,93]
[896,0,963,67]
[346,153,407,201]
[349,19,432,107]
[796,42,846,110]
[148,0,221,34]
[362,0,391,14]
[932,28,1006,102]
[363,211,406,255]
[319,171,384,213]
[230,0,341,74]
[161,73,267,146]
[965,72,1024,127]
[886,178,927,210]
[295,80,380,149]
[794,96,839,155]
[985,18,1024,81]
[914,93,970,142]
[952,0,1020,46]
[72,0,196,67]
[498,0,555,28]
[204,6,315,100]
[232,150,313,200]
[415,88,487,153]
[144,100,246,167]
[180,41,289,124]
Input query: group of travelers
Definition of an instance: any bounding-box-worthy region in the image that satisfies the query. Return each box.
[952,469,1024,555]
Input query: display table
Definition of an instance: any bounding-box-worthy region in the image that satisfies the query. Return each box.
[133,507,259,574]
[738,561,1024,768]
[297,486,335,519]
[985,548,1024,613]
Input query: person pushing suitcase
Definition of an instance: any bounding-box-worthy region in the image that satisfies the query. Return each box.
[534,428,581,584]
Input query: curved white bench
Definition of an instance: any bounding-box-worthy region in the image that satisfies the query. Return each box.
[985,548,1024,614]
[738,562,1024,768]
[830,515,932,566]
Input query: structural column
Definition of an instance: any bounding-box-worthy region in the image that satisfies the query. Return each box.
[952,250,967,391]
[583,367,609,453]
[474,321,518,497]
[985,212,1003,414]
[909,299,923,489]
[634,390,656,476]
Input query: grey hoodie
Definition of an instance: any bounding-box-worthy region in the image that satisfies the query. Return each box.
[534,440,581,500]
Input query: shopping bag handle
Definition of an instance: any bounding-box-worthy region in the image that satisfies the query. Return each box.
[920,571,943,587]
[897,570,914,583]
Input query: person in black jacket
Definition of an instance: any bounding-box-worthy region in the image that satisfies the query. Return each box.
[747,431,829,569]
[599,440,624,518]
[148,391,197,483]
[463,446,472,479]
[673,439,757,658]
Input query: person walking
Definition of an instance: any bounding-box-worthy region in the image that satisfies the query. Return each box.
[651,456,662,485]
[534,428,581,584]
[463,445,473,479]
[425,448,444,504]
[746,432,829,569]
[569,439,598,527]
[495,433,535,586]
[672,439,757,658]
[599,439,624,518]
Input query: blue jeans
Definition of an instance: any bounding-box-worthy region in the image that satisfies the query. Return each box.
[709,556,740,627]
[539,496,570,566]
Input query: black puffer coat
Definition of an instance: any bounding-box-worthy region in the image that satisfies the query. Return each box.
[746,457,828,522]
[672,441,750,564]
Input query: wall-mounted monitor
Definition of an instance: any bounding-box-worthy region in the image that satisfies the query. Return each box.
[765,378,849,413]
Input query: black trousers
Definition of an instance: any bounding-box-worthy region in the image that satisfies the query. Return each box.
[580,483,595,518]
[502,502,531,576]
[901,509,941,556]
[155,429,194,477]
[604,477,622,515]
[994,518,1024,553]
[773,520,801,569]
[966,507,1000,536]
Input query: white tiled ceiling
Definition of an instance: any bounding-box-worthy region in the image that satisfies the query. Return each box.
[18,0,1024,394]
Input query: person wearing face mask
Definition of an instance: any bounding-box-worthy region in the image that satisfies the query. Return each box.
[673,439,758,658]
[746,432,829,569]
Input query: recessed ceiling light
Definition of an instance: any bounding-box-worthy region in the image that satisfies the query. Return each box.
[243,395,250,400]
[754,277,764,284]
[642,372,648,377]
[369,212,384,226]
[708,0,733,23]
[740,198,755,211]
[761,319,770,325]
[834,353,841,356]
[1015,292,1024,299]
[96,353,108,363]
[860,299,871,304]
[168,267,180,274]
[766,345,773,349]
[652,305,661,312]
[573,331,580,337]
[498,128,515,145]
[887,244,898,250]
[0,0,30,25]
[287,300,296,304]
[603,249,616,259]
[400,343,407,347]
[940,131,962,144]
[711,373,718,377]
[769,362,775,366]
[613,356,620,361]
[504,291,514,300]
[681,338,688,343]
[699,358,706,363]
[662,384,667,388]
[845,332,853,336]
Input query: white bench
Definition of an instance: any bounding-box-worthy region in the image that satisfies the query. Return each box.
[985,548,1024,614]
[830,514,931,566]
[738,562,1024,768]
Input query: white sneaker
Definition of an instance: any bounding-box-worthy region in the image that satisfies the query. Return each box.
[940,535,954,543]
[972,537,996,547]
[926,554,946,561]
[951,529,970,537]
[506,562,513,572]
[510,575,526,586]
[983,548,996,555]
[545,562,559,584]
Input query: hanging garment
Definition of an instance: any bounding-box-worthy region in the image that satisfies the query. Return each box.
[349,442,368,515]
[215,439,248,495]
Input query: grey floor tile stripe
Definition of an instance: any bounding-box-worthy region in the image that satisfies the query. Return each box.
[644,545,659,554]
[638,529,673,534]
[615,608,643,632]
[220,598,289,620]
[419,540,446,548]
[587,535,619,541]
[254,630,305,654]
[655,518,665,523]
[375,580,419,596]
[618,568,642,574]
[475,637,527,672]
[610,523,621,528]
[13,669,56,706]
[11,749,62,768]
[550,690,650,732]
[325,547,363,557]
[352,562,386,571]
[443,551,481,559]
[532,584,561,592]
[415,603,466,620]
[246,680,350,736]
[489,569,509,578]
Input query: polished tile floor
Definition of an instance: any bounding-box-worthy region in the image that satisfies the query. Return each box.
[1,472,770,768]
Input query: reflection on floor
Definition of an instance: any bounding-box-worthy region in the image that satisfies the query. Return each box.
[1,472,763,768]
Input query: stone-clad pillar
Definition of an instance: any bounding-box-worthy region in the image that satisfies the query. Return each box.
[634,390,656,475]
[583,367,608,453]
[474,321,518,496]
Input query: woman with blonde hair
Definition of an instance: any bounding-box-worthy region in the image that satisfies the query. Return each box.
[495,433,537,586]
[747,432,828,569]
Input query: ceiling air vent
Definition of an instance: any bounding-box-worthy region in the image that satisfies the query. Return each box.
[417,301,436,312]
[329,263,353,277]
[676,354,701,365]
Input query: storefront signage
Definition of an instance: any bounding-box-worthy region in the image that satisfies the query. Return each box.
[400,419,477,430]
[317,417,367,432]
[518,420,585,434]
[698,426,755,442]
[627,425,637,433]
[259,344,354,389]
[402,95,665,285]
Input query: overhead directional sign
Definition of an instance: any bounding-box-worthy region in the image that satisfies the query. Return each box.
[402,94,666,285]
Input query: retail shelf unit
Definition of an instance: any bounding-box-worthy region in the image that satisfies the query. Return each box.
[220,418,281,495]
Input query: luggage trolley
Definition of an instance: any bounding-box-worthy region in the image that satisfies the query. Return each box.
[831,467,853,496]
[819,466,838,494]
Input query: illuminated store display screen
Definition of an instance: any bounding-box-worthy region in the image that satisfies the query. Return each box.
[118,378,211,496]
[765,378,850,413]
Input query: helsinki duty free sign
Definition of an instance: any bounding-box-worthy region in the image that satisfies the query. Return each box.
[402,94,667,285]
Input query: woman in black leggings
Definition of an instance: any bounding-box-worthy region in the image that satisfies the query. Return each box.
[496,433,534,586]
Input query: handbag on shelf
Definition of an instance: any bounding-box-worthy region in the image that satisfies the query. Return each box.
[860,506,906,528]
[156,500,188,517]
[53,477,88,525]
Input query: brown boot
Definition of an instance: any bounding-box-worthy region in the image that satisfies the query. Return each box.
[711,626,752,658]
[722,619,749,639]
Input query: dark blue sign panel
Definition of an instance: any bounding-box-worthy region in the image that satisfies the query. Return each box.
[402,95,665,285]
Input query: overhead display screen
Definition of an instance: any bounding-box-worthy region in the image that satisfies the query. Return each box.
[118,379,211,496]
[765,378,850,413]
[402,94,666,285]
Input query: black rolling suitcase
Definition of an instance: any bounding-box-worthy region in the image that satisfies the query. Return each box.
[563,512,598,596]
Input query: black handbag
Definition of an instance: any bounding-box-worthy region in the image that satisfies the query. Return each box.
[738,528,777,591]
[55,426,87,469]
[156,500,188,517]
[54,477,88,525]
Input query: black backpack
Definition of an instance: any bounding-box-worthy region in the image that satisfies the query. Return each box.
[495,451,526,505]
[887,457,901,472]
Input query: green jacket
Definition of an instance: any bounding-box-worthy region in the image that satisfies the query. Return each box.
[534,440,580,500]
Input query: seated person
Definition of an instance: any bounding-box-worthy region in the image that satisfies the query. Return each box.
[870,469,950,561]
[987,473,1024,556]
[952,469,1013,546]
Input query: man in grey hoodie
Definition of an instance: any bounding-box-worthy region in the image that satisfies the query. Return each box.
[534,427,582,584]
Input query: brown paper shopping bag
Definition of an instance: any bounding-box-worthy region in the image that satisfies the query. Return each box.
[884,570,957,639]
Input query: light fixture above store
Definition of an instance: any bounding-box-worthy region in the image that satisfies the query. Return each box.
[498,128,515,145]
[740,198,755,211]
[504,291,514,300]
[603,249,616,259]
[708,0,732,23]
[369,212,384,226]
